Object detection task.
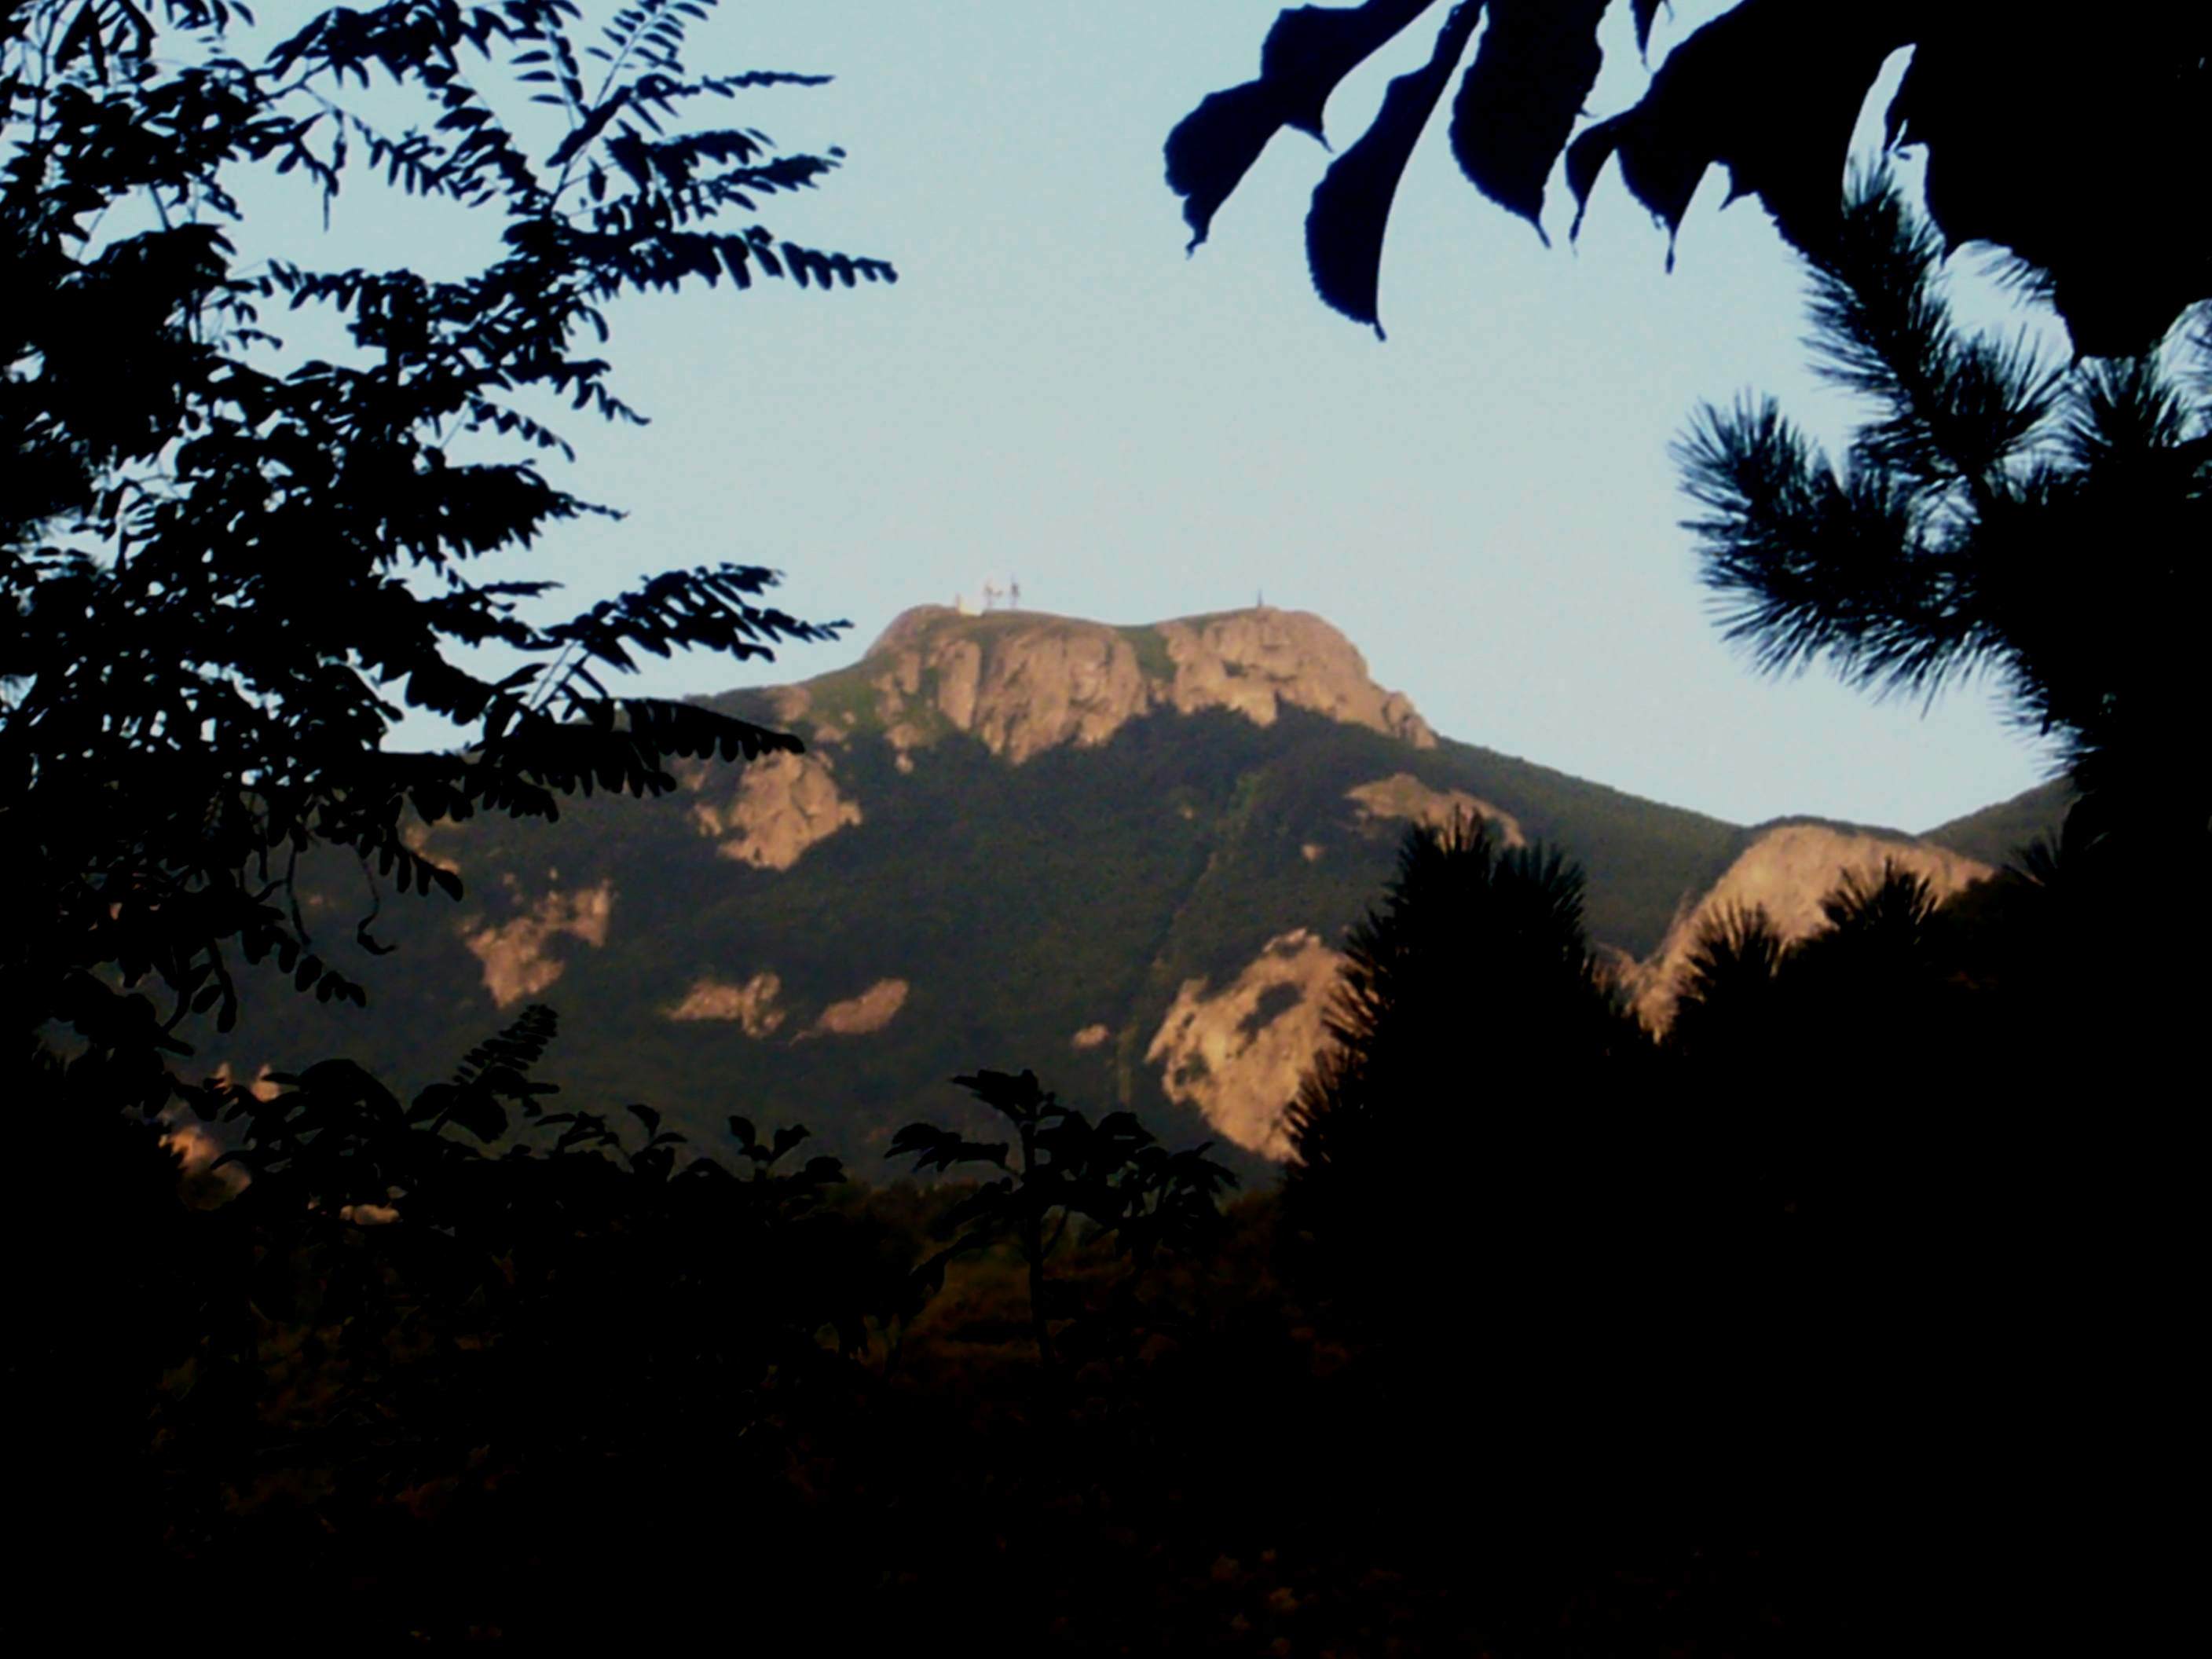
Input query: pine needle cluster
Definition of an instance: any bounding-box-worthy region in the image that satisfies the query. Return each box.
[1677,169,2209,870]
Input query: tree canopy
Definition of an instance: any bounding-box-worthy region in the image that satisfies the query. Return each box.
[1679,170,2210,877]
[1166,1,2209,353]
[1280,814,1645,1317]
[2,1,895,1107]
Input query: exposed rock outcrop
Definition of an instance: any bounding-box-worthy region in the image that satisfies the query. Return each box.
[850,606,1434,765]
[401,816,462,877]
[1632,822,1994,1030]
[962,626,1152,764]
[690,751,861,870]
[164,1083,257,1196]
[462,882,613,1008]
[665,972,786,1036]
[1146,929,1344,1160]
[866,619,1152,764]
[210,1060,284,1104]
[804,977,910,1038]
[1346,773,1525,847]
[1159,611,1435,747]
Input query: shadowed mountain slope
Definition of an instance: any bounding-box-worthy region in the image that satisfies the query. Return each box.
[1922,777,2075,868]
[204,606,2024,1174]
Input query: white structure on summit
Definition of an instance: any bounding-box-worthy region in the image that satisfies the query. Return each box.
[955,576,1023,614]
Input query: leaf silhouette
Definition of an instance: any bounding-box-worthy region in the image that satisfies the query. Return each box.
[1172,3,2208,352]
[1565,0,1906,261]
[1448,0,1608,240]
[1631,0,1665,55]
[1306,1,1484,335]
[1884,16,2210,355]
[1165,0,1441,251]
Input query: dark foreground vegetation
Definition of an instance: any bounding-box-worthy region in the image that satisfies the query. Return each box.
[14,805,2193,1652]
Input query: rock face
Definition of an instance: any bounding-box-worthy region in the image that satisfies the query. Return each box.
[1346,773,1525,847]
[161,1119,250,1196]
[1146,929,1345,1160]
[860,613,1152,764]
[955,626,1150,764]
[851,606,1434,765]
[1158,612,1435,747]
[1632,822,1994,1030]
[690,751,860,870]
[462,882,613,1008]
[804,977,910,1038]
[401,816,461,876]
[665,972,786,1037]
[664,972,905,1040]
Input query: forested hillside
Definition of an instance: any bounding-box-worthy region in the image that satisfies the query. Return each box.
[204,606,2015,1168]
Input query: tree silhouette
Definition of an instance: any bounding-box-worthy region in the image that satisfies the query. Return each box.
[1276,813,1890,1542]
[2,1,895,1111]
[1167,2,2207,351]
[1664,859,1990,1196]
[1661,899,1788,1062]
[1280,815,1648,1334]
[1678,168,2210,977]
[1655,850,2197,1652]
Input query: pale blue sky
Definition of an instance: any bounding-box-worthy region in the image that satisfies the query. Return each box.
[341,2,2062,832]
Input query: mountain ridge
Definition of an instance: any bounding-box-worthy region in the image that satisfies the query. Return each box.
[206,605,2056,1173]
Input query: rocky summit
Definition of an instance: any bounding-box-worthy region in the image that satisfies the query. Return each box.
[812,604,1434,764]
[210,606,2066,1174]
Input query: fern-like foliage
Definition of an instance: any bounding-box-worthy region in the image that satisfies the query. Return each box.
[0,2,895,1108]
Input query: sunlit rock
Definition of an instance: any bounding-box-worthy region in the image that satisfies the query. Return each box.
[847,605,1434,765]
[691,750,861,870]
[462,882,613,1008]
[804,977,910,1038]
[1632,822,1994,1030]
[929,635,983,731]
[1146,928,1343,1160]
[665,972,786,1037]
[401,815,461,877]
[971,627,1153,762]
[1159,610,1435,746]
[1346,772,1525,847]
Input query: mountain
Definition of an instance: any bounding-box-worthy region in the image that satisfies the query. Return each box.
[207,606,2040,1175]
[1922,776,2075,867]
